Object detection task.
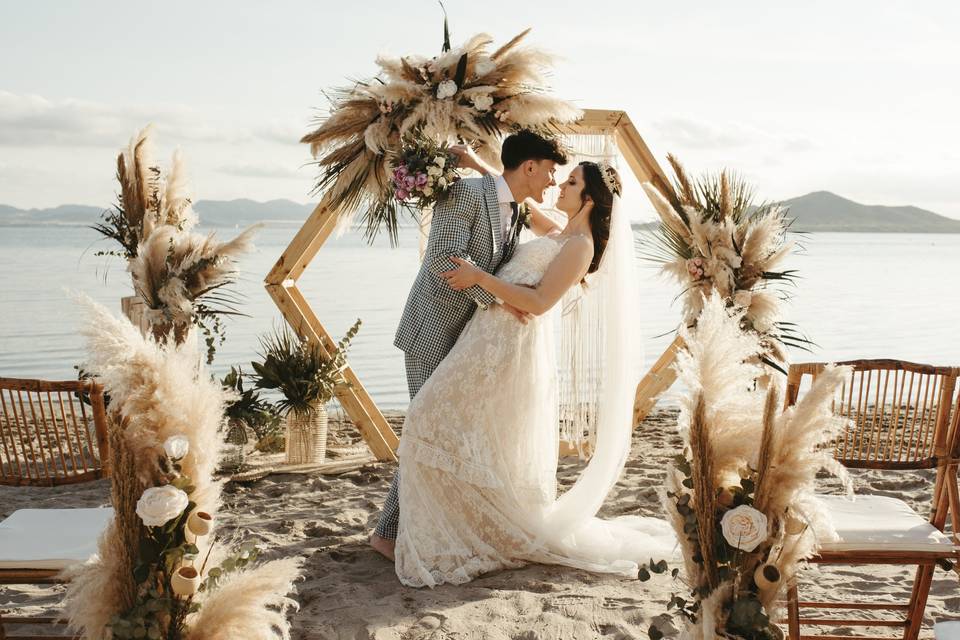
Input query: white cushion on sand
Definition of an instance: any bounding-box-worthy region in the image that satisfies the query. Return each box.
[0,508,113,570]
[816,494,955,553]
[936,621,960,640]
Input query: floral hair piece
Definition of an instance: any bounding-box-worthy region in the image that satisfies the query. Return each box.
[597,161,622,197]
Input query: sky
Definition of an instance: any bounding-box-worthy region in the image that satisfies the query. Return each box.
[1,1,958,220]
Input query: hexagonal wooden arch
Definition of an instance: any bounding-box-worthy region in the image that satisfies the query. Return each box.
[265,109,681,462]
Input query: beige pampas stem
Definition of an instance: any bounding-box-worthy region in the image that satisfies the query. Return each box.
[187,558,304,640]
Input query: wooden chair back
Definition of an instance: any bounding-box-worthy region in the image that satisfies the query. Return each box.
[0,377,110,486]
[786,360,960,471]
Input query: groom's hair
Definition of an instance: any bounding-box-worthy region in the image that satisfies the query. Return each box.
[500,130,568,170]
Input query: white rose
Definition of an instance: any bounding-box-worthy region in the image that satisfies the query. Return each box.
[434,156,446,169]
[423,187,434,197]
[427,165,442,177]
[436,80,458,100]
[472,93,494,112]
[163,435,190,460]
[720,505,769,552]
[474,57,496,76]
[136,485,190,527]
[438,177,447,188]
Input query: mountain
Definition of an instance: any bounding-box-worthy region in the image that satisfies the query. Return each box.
[0,199,315,228]
[783,191,960,233]
[2,192,960,233]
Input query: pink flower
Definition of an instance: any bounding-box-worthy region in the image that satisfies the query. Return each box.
[415,172,428,187]
[395,188,409,200]
[395,165,408,178]
[403,175,416,190]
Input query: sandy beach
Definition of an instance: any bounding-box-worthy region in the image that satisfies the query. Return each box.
[2,408,957,639]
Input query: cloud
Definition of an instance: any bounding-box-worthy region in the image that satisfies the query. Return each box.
[652,115,818,154]
[0,91,303,148]
[218,162,302,179]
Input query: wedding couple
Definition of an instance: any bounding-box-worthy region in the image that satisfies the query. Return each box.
[371,130,674,587]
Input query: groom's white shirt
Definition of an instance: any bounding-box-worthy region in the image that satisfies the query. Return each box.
[494,175,518,239]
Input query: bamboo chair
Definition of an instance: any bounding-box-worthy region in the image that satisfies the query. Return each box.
[0,377,113,639]
[784,360,960,640]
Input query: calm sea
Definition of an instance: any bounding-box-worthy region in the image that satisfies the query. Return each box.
[0,223,956,409]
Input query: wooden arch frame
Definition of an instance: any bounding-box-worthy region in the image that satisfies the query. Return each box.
[265,109,681,462]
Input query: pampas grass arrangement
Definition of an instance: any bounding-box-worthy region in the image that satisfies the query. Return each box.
[638,159,809,370]
[92,125,258,363]
[301,11,581,243]
[62,296,302,640]
[646,293,850,640]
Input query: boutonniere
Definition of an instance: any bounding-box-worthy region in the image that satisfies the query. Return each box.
[518,203,532,230]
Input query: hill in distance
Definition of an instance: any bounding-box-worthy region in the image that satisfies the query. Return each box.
[2,192,960,233]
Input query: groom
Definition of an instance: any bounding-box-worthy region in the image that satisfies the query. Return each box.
[371,130,569,560]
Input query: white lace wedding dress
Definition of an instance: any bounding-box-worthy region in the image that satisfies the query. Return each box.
[395,235,675,588]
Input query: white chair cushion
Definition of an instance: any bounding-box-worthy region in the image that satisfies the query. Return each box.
[936,621,960,640]
[0,508,113,570]
[816,494,956,553]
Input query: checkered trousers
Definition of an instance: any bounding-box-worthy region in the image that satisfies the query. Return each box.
[374,351,437,540]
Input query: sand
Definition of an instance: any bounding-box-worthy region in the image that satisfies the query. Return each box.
[1,408,957,639]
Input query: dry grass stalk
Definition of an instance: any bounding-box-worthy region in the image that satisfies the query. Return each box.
[689,395,719,589]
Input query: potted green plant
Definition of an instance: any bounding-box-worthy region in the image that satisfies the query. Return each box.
[219,366,282,471]
[250,320,361,464]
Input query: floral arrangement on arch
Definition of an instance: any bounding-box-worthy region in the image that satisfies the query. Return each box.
[300,14,581,243]
[63,296,302,640]
[639,156,810,370]
[390,136,461,209]
[92,125,258,363]
[642,293,850,640]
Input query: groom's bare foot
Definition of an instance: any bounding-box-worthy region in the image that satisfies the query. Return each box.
[370,533,396,561]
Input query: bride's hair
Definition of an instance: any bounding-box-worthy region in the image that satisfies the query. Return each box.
[578,161,622,274]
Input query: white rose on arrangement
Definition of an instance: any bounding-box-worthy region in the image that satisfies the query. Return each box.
[438,177,447,188]
[472,93,494,112]
[720,505,769,552]
[434,156,446,169]
[436,80,458,100]
[163,435,190,460]
[423,187,434,197]
[427,165,442,177]
[136,485,190,527]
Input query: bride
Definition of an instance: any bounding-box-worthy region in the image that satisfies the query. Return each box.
[395,151,675,588]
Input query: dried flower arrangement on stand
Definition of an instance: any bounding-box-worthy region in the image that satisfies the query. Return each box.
[92,125,258,363]
[639,157,810,371]
[643,293,850,640]
[63,297,303,640]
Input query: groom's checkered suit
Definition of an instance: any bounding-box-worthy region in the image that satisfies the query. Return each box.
[375,175,523,540]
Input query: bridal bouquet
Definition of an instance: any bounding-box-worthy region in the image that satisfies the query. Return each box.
[301,12,581,242]
[645,294,849,640]
[390,136,461,209]
[639,156,809,369]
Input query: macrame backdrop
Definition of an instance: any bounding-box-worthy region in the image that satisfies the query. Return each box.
[551,134,629,454]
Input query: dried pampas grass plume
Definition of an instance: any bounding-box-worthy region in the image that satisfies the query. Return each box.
[187,558,304,640]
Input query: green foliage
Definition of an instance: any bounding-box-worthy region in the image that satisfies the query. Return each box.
[91,202,141,260]
[251,319,361,418]
[221,366,282,441]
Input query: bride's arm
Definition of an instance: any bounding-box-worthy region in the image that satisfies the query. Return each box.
[441,235,592,316]
[525,201,564,237]
[451,145,562,237]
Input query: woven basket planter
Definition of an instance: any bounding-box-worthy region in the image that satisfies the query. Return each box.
[284,403,328,465]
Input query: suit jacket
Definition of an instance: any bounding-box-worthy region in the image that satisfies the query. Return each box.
[394,174,522,367]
